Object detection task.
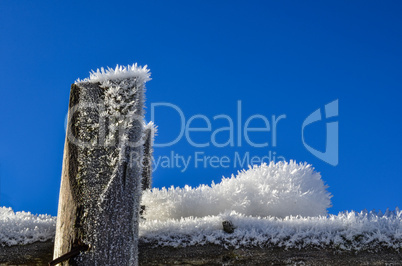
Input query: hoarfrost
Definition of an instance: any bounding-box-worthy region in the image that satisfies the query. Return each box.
[0,207,56,246]
[140,209,402,251]
[75,63,151,85]
[142,161,332,220]
[2,206,401,251]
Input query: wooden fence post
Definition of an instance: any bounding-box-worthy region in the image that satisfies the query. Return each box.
[53,65,150,265]
[141,122,155,191]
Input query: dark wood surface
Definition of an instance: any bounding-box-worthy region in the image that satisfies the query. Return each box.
[1,240,401,265]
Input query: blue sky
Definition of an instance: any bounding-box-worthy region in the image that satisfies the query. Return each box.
[0,1,401,216]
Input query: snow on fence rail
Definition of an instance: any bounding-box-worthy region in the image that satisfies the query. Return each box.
[140,208,402,251]
[0,207,56,246]
[2,206,401,252]
[1,159,400,255]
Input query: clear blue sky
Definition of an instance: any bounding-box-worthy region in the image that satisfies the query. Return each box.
[1,1,401,216]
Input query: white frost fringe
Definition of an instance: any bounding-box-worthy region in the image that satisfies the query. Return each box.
[140,209,402,250]
[0,207,56,246]
[75,63,151,84]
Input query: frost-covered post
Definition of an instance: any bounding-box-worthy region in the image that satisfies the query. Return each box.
[53,64,151,265]
[141,122,155,190]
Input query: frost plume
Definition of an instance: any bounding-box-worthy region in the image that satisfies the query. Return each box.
[142,161,332,220]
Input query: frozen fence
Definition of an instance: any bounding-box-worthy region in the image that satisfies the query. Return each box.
[140,208,402,251]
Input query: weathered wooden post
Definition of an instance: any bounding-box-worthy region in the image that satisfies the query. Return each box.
[141,122,155,191]
[53,64,151,265]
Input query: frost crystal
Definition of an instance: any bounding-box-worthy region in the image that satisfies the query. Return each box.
[75,63,151,85]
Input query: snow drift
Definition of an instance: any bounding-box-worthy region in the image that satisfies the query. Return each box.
[142,161,332,220]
